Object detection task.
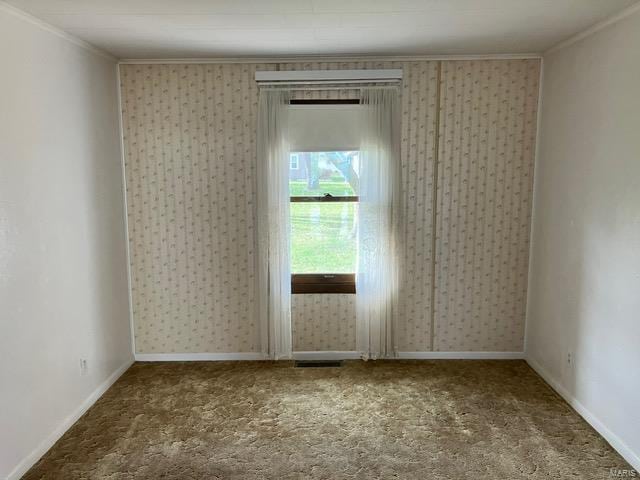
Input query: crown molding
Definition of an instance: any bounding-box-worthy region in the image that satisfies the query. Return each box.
[0,0,116,61]
[118,53,542,65]
[545,1,640,55]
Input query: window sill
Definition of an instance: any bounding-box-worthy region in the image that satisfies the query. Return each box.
[291,274,356,294]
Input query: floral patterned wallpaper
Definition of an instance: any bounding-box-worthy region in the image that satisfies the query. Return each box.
[120,63,270,353]
[292,294,356,351]
[119,58,540,354]
[434,60,540,352]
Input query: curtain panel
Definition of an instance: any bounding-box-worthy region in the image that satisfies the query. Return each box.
[257,89,292,359]
[356,88,403,359]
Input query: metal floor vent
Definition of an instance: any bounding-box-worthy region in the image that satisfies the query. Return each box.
[294,360,343,368]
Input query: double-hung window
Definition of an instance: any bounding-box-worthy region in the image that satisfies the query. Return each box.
[288,100,361,293]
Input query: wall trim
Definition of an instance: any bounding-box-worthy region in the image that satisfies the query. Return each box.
[6,359,134,480]
[116,64,137,358]
[118,53,542,65]
[524,57,545,356]
[134,351,526,361]
[545,2,640,55]
[397,351,525,359]
[0,0,116,61]
[428,60,443,351]
[135,353,267,361]
[526,356,640,471]
[293,351,361,360]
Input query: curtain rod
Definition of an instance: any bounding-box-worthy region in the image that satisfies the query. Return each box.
[258,83,401,91]
[257,78,400,85]
[258,79,400,85]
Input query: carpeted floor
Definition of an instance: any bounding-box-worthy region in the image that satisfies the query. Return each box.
[23,360,630,479]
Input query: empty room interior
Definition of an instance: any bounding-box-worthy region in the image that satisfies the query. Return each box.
[1,0,640,478]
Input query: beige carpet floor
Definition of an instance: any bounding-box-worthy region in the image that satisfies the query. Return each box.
[23,360,630,479]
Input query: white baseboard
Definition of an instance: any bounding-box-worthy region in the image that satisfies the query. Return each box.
[526,356,640,471]
[397,351,525,359]
[135,352,267,361]
[293,351,361,360]
[135,351,526,362]
[7,358,134,480]
[294,351,526,360]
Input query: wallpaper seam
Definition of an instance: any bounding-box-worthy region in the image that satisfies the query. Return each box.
[428,60,442,351]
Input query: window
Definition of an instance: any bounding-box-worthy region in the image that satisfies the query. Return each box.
[288,99,361,294]
[290,151,358,293]
[290,154,299,170]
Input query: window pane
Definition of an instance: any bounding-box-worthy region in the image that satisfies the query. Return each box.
[289,151,359,196]
[290,202,357,273]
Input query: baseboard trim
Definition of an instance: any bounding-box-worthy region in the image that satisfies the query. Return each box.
[397,351,525,359]
[293,351,361,360]
[134,351,526,362]
[526,357,640,471]
[134,352,267,361]
[6,358,134,480]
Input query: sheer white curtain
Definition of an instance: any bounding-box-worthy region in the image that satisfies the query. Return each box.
[356,88,402,359]
[256,89,292,359]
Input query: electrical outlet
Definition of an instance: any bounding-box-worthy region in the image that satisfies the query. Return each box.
[567,351,573,367]
[79,359,89,376]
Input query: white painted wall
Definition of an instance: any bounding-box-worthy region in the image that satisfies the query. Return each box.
[527,7,640,470]
[0,6,133,480]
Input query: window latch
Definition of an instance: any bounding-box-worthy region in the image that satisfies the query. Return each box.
[324,193,334,199]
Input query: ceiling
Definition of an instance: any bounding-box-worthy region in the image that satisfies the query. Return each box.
[6,0,638,59]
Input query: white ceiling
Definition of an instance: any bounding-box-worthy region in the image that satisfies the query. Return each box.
[6,0,638,59]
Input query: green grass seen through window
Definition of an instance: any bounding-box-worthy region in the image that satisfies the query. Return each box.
[290,180,357,273]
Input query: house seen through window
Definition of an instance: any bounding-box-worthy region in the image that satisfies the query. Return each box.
[290,154,299,170]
